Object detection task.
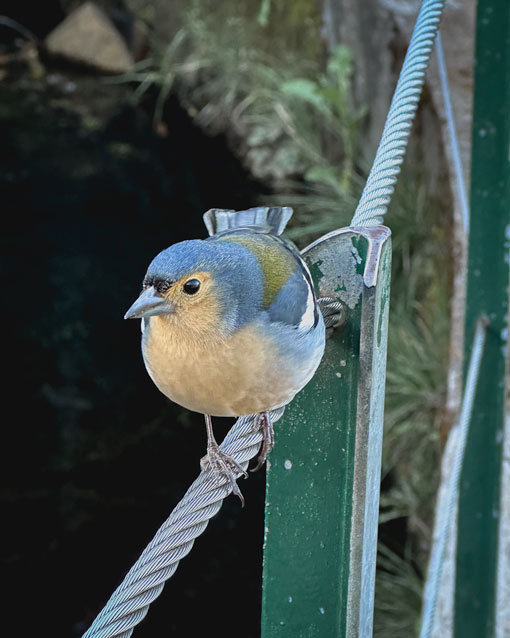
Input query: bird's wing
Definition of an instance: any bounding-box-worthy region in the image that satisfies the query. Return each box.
[215,230,319,330]
[266,248,320,331]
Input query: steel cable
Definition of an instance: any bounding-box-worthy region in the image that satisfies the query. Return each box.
[350,0,446,227]
[435,31,470,235]
[419,317,488,638]
[82,408,284,638]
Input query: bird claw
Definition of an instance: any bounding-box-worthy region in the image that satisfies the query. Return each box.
[201,443,248,506]
[317,297,346,336]
[251,412,274,472]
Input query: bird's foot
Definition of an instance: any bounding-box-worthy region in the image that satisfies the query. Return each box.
[317,297,346,337]
[252,411,274,472]
[201,442,248,506]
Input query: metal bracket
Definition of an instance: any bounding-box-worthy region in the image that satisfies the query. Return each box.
[262,225,392,637]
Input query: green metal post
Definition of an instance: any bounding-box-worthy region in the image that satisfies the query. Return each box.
[455,1,510,636]
[261,226,391,637]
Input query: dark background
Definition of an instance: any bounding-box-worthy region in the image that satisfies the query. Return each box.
[1,4,268,636]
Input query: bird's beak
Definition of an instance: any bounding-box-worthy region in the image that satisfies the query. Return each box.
[124,286,175,319]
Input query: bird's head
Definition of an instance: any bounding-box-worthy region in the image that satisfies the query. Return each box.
[124,239,264,339]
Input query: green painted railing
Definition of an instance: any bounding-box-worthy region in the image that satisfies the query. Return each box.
[455,1,510,636]
[261,227,391,637]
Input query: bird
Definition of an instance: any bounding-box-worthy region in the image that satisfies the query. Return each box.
[124,206,328,503]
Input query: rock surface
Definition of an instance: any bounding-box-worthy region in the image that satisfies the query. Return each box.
[45,1,134,73]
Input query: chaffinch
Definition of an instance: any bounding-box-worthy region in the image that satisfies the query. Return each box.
[124,207,327,502]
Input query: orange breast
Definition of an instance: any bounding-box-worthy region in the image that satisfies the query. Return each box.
[142,317,317,416]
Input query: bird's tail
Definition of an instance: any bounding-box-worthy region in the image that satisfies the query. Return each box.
[203,206,293,237]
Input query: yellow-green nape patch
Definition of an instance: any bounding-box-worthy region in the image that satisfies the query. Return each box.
[219,234,295,308]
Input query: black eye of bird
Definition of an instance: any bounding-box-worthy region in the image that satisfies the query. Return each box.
[183,278,201,295]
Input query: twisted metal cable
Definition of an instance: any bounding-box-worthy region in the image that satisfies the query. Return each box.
[350,0,446,227]
[83,407,285,638]
[435,31,470,236]
[419,316,488,638]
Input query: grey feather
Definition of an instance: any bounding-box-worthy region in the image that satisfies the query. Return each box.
[203,206,293,237]
[267,266,311,327]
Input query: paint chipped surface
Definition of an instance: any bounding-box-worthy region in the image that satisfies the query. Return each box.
[306,233,365,311]
[262,226,391,636]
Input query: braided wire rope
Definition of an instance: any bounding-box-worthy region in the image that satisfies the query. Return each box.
[435,31,470,236]
[83,408,284,638]
[83,2,448,636]
[350,0,446,227]
[419,317,488,638]
[418,31,474,637]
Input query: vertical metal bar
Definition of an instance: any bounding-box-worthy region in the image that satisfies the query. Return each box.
[455,1,510,636]
[261,226,391,637]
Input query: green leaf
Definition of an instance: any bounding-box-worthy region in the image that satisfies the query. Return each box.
[327,44,353,80]
[281,78,327,112]
[304,165,340,189]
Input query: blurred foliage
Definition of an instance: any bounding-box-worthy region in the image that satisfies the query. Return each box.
[111,0,364,236]
[374,543,424,636]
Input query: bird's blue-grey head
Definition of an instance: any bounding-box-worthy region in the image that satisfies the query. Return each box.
[124,238,264,334]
